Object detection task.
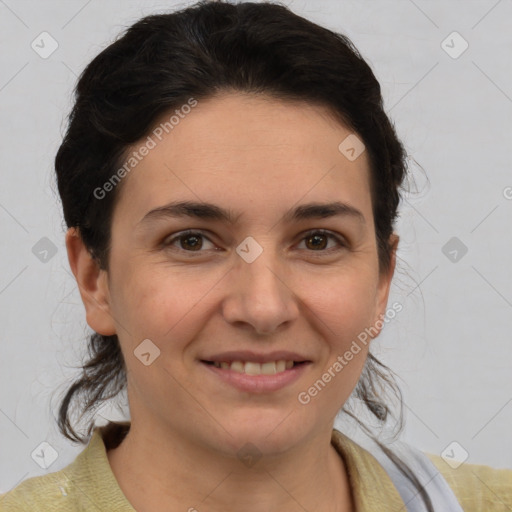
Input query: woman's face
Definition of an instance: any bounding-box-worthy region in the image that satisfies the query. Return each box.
[84,92,396,456]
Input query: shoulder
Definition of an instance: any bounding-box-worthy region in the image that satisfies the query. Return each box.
[426,452,512,512]
[0,466,74,511]
[0,422,132,512]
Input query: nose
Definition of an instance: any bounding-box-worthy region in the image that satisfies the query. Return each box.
[221,248,300,335]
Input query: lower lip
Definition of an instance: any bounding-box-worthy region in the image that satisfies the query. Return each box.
[200,361,311,393]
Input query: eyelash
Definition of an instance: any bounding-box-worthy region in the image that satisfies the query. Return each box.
[162,229,347,257]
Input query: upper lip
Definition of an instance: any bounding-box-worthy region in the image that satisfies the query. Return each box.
[200,350,311,364]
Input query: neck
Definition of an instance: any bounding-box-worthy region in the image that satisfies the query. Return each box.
[106,422,354,512]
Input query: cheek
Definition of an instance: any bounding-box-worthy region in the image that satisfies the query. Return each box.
[301,276,376,405]
[110,262,219,347]
[305,268,379,340]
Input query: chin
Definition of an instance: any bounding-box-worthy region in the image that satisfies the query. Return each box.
[213,412,313,457]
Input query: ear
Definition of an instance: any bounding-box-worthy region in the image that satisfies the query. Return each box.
[65,227,117,336]
[373,233,399,333]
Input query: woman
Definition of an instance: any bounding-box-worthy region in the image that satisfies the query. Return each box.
[1,1,510,511]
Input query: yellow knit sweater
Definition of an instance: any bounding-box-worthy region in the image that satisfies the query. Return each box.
[1,422,511,511]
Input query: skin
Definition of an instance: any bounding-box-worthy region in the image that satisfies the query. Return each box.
[66,92,398,512]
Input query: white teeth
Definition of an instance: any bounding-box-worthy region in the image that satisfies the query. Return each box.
[210,359,296,374]
[230,361,245,373]
[261,362,277,375]
[245,362,262,375]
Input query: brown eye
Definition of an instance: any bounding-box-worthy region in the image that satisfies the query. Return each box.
[164,230,215,253]
[305,233,328,250]
[178,234,203,251]
[298,230,346,253]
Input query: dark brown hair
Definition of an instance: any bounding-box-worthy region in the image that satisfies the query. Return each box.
[54,2,431,508]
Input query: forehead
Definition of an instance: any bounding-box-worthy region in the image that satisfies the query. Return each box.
[113,92,372,226]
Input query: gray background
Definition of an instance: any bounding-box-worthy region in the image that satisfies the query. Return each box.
[1,0,511,492]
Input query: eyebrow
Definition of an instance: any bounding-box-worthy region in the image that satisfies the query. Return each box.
[138,200,366,227]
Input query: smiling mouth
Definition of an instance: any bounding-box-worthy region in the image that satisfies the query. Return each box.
[201,360,308,375]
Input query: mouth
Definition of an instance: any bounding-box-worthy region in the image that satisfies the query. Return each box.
[199,357,312,393]
[200,359,308,375]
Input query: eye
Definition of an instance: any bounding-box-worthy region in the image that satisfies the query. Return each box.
[162,229,347,256]
[296,229,347,254]
[163,230,216,253]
